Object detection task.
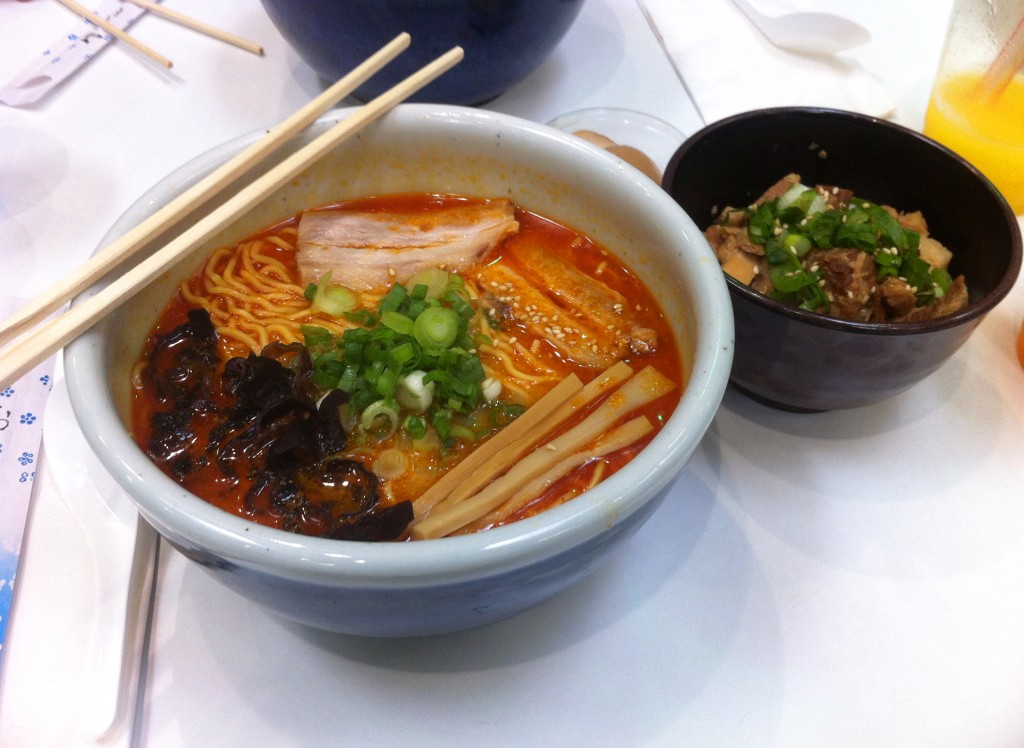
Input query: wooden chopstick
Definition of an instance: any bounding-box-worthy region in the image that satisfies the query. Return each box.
[0,32,410,353]
[125,0,264,56]
[0,44,463,390]
[53,0,173,69]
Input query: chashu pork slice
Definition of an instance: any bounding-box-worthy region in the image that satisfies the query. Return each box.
[296,198,519,290]
[513,239,659,358]
[474,262,619,369]
[474,248,659,369]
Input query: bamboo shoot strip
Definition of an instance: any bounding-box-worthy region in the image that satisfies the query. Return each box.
[433,359,635,511]
[410,373,584,519]
[410,365,675,540]
[455,415,654,535]
[0,32,411,352]
[0,44,463,391]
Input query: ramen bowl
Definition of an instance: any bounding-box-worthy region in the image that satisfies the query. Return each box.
[261,0,586,105]
[663,107,1022,412]
[64,105,733,637]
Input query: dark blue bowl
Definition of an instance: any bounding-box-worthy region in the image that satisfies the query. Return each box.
[663,107,1022,411]
[261,0,586,106]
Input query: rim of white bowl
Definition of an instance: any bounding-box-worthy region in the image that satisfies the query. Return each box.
[64,104,734,587]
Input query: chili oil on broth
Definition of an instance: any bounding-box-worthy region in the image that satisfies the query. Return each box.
[129,193,682,539]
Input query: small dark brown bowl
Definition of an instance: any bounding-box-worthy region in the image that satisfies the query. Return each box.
[662,107,1022,411]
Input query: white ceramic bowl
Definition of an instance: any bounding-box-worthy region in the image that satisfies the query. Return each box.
[64,105,733,637]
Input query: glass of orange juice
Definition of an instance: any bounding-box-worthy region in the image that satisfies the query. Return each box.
[923,0,1024,215]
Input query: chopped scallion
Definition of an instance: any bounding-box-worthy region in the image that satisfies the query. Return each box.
[414,306,460,350]
[311,271,357,317]
[299,269,497,444]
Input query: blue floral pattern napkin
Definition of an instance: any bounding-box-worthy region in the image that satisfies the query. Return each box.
[0,301,56,664]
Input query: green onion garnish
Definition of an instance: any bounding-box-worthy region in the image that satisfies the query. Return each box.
[725,187,949,313]
[301,270,500,444]
[413,306,460,350]
[310,271,357,317]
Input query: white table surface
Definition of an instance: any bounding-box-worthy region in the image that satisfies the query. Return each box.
[4,0,1024,746]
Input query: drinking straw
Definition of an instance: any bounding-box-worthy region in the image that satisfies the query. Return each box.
[976,14,1024,100]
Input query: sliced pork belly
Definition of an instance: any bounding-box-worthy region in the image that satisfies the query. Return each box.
[474,247,659,369]
[513,239,659,359]
[514,240,630,333]
[296,198,519,290]
[474,262,618,368]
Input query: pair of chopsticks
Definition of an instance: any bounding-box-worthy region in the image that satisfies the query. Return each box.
[54,0,263,69]
[0,33,463,389]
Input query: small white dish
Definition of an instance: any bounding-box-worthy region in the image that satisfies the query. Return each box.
[548,107,687,182]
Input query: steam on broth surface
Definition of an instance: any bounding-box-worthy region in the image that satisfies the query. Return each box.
[130,194,682,541]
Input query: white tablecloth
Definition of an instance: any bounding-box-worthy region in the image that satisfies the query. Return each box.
[4,1,1024,746]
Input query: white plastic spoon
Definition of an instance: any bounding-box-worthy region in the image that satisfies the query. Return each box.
[43,380,159,743]
[730,0,871,56]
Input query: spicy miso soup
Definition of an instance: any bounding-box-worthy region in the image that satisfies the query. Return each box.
[130,194,682,541]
